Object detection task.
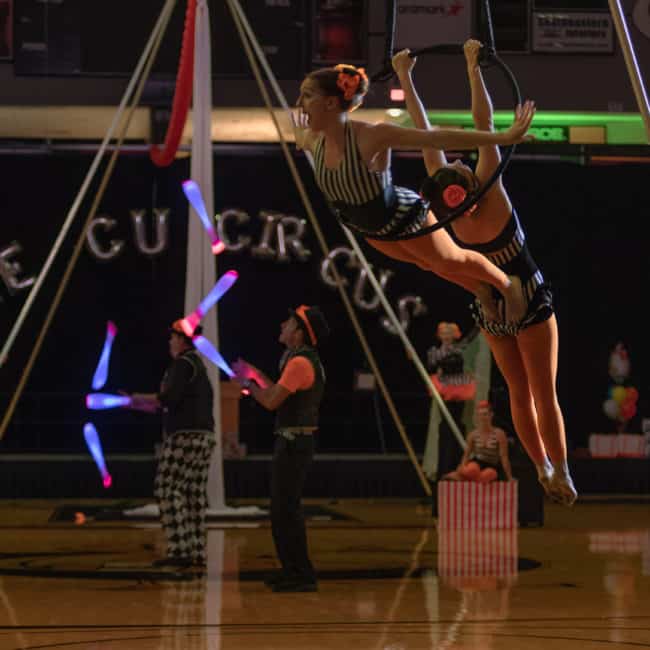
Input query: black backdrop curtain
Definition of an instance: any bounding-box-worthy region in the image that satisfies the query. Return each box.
[0,149,647,453]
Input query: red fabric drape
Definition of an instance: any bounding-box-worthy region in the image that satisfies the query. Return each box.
[149,0,197,167]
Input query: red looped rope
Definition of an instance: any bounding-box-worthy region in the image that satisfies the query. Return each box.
[149,0,197,167]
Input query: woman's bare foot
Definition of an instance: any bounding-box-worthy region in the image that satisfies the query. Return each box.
[502,275,526,325]
[549,470,578,507]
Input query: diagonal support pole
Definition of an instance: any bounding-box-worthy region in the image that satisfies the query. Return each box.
[228,0,459,496]
[608,0,650,141]
[0,0,178,441]
[227,0,466,451]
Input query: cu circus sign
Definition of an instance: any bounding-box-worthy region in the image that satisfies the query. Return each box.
[4,207,428,335]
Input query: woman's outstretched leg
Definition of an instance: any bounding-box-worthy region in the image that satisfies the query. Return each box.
[367,235,510,324]
[483,332,553,487]
[517,316,577,505]
[366,237,482,296]
[404,221,510,289]
[397,215,526,322]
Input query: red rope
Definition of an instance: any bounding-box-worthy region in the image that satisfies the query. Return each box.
[150,0,197,167]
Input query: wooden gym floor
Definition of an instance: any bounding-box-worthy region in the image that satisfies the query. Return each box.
[0,497,648,649]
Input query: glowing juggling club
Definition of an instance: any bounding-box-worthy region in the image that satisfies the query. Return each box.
[86,392,132,410]
[91,321,118,390]
[180,270,239,337]
[193,335,234,378]
[182,179,225,255]
[83,422,112,489]
[193,336,252,396]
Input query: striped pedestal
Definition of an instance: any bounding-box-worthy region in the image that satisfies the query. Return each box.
[437,481,518,529]
[438,527,519,583]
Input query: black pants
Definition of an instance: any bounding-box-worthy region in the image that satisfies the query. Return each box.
[270,434,315,582]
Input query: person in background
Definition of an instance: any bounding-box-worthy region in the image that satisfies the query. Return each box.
[427,321,477,480]
[443,400,513,483]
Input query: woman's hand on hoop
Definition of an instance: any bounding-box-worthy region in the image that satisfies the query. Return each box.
[463,39,482,71]
[504,100,536,144]
[392,48,415,77]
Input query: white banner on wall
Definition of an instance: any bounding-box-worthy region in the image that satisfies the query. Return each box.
[395,0,473,50]
[532,12,614,53]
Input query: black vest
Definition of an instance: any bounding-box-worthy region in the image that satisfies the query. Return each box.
[274,347,325,430]
[161,350,214,434]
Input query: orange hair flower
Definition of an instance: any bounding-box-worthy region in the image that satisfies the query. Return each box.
[334,64,367,101]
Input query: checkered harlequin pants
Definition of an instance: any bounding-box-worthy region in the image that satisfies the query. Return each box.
[154,431,216,562]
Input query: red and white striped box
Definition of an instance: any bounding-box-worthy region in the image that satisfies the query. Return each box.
[437,481,518,529]
[437,527,519,581]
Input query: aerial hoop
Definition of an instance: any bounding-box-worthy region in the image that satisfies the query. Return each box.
[368,0,522,241]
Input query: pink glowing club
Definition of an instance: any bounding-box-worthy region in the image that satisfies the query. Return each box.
[180,270,239,337]
[91,321,118,390]
[86,393,132,410]
[83,422,112,489]
[182,180,225,255]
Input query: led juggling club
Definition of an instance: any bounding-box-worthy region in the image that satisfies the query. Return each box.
[193,336,252,396]
[83,422,112,488]
[182,179,225,255]
[180,270,239,337]
[91,321,118,390]
[192,335,234,378]
[86,393,132,410]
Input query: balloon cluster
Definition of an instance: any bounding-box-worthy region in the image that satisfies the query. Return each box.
[602,343,639,427]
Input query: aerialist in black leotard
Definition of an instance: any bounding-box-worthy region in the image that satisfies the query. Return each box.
[393,41,576,506]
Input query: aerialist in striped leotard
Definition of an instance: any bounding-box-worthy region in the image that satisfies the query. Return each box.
[293,63,537,325]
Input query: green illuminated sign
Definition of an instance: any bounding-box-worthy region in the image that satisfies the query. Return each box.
[393,110,647,145]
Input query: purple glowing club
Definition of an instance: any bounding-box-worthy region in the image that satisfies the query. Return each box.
[91,321,118,390]
[83,422,112,489]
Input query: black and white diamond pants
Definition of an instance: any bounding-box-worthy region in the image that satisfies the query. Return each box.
[154,431,216,562]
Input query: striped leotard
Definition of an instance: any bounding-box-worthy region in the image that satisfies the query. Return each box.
[312,120,428,239]
[468,430,507,479]
[449,210,554,336]
[470,430,500,466]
